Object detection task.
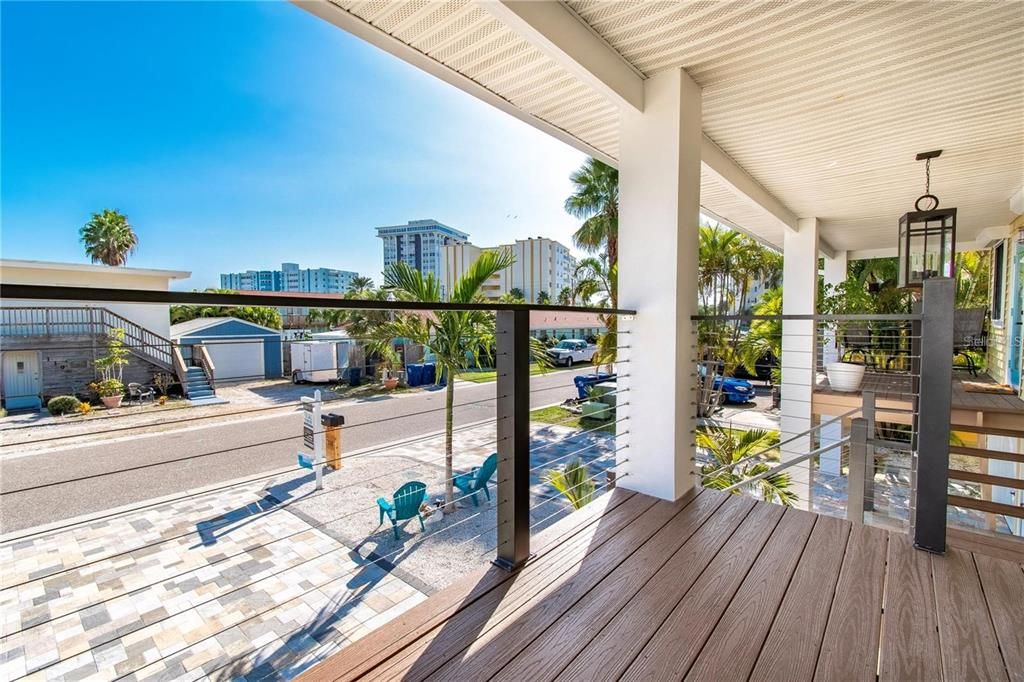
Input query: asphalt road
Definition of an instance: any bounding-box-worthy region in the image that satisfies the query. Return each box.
[0,369,594,533]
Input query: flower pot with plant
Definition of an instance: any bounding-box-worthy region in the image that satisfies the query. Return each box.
[375,344,402,390]
[92,328,130,408]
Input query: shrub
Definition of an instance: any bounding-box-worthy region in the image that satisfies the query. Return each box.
[47,395,81,416]
[89,379,125,398]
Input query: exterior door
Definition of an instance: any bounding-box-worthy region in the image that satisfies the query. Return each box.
[3,351,42,410]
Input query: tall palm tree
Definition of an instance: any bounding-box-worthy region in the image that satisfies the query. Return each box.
[374,251,517,510]
[573,256,618,370]
[80,209,138,266]
[698,425,795,506]
[565,159,619,266]
[347,275,375,294]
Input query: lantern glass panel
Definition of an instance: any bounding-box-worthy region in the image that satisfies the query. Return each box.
[897,208,957,289]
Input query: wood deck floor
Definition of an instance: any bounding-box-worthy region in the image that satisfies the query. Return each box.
[300,489,1024,682]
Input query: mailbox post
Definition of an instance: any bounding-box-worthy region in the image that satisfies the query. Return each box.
[299,390,325,490]
[322,413,344,470]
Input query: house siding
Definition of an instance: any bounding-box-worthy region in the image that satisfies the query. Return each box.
[173,319,283,379]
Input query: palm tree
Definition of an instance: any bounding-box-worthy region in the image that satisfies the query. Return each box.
[697,425,795,506]
[556,286,574,306]
[347,275,375,294]
[374,251,517,510]
[573,256,618,370]
[543,457,596,510]
[565,158,619,267]
[536,291,551,305]
[508,287,525,301]
[170,289,282,329]
[80,209,138,266]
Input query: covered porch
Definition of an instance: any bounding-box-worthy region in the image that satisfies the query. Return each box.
[301,487,1024,681]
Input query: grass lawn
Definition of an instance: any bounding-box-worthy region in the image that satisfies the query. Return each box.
[457,363,575,384]
[529,405,617,434]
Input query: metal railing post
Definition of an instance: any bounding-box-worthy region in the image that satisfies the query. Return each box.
[913,278,955,553]
[862,390,876,512]
[847,417,868,523]
[494,309,531,571]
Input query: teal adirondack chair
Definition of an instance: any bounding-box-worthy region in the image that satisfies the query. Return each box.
[377,481,428,540]
[453,453,497,507]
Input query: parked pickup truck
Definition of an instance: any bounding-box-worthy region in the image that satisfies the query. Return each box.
[546,339,597,367]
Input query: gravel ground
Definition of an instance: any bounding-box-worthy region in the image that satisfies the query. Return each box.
[264,422,617,593]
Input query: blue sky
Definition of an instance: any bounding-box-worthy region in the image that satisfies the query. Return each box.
[1,1,588,289]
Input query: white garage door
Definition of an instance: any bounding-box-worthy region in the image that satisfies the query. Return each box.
[202,339,264,382]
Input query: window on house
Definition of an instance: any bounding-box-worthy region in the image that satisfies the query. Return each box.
[992,241,1005,322]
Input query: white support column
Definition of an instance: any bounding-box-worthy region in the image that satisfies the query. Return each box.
[780,218,820,509]
[821,250,848,367]
[617,68,701,501]
[819,249,848,478]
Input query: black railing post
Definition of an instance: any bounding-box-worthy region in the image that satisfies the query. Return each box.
[913,277,955,553]
[494,309,531,571]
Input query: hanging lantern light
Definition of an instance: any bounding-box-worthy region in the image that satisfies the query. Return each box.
[898,150,957,289]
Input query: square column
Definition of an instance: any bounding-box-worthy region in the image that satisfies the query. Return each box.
[819,250,848,476]
[617,68,702,501]
[780,218,819,509]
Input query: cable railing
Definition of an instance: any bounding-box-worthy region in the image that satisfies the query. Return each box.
[0,283,634,682]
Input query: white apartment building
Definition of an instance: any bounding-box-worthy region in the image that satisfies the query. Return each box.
[439,237,577,303]
[376,219,470,281]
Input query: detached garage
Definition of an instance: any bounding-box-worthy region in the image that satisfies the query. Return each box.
[170,317,283,382]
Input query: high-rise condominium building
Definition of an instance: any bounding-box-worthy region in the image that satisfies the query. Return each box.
[439,237,577,303]
[376,219,470,281]
[219,263,359,294]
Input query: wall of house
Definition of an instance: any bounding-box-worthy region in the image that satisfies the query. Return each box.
[174,320,283,379]
[0,336,163,403]
[987,215,1023,384]
[1,264,178,337]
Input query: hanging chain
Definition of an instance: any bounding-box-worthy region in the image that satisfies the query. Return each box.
[924,157,931,195]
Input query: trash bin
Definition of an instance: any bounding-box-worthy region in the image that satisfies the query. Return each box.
[423,362,436,385]
[574,373,615,399]
[406,363,423,387]
[347,367,362,386]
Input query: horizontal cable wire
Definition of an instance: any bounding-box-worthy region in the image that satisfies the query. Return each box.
[530,417,629,453]
[529,443,628,473]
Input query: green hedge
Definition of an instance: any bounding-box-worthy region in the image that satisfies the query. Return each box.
[47,395,81,416]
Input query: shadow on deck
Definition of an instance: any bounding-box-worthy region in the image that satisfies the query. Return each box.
[298,488,1024,681]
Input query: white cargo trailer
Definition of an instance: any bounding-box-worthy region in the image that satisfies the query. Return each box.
[290,341,340,383]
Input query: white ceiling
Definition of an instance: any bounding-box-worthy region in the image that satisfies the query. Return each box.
[316,0,1024,254]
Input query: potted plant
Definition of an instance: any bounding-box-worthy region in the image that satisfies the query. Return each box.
[376,345,401,390]
[91,378,126,408]
[92,328,130,407]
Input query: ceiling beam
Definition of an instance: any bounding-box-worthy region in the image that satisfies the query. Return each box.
[480,1,645,112]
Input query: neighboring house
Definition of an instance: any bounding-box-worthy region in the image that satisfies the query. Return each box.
[439,237,576,303]
[377,219,470,281]
[170,317,283,383]
[529,311,606,342]
[0,259,190,410]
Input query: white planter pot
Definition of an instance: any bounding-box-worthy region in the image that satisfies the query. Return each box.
[826,362,866,392]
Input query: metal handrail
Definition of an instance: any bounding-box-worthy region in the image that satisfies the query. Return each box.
[0,284,638,316]
[690,313,921,321]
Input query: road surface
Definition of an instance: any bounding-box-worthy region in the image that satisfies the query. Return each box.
[0,369,594,532]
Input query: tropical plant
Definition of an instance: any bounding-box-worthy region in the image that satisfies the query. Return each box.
[738,288,782,383]
[374,344,401,380]
[347,275,375,294]
[308,287,393,337]
[90,378,125,398]
[697,426,795,506]
[508,287,525,301]
[536,290,551,305]
[372,251,528,511]
[556,286,574,306]
[573,255,618,370]
[543,457,596,510]
[94,328,130,385]
[170,289,282,330]
[565,158,619,266]
[80,209,138,266]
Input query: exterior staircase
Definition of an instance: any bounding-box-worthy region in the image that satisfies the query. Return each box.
[183,366,224,405]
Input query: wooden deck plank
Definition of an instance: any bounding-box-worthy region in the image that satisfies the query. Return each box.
[619,501,786,681]
[683,508,818,681]
[932,548,1010,681]
[371,493,702,681]
[536,494,757,682]
[878,535,942,682]
[814,523,888,682]
[974,554,1024,682]
[296,489,648,682]
[750,514,851,682]
[431,489,734,681]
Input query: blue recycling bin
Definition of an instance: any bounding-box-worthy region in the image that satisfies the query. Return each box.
[574,373,615,399]
[406,363,424,387]
[347,367,362,386]
[423,363,436,385]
